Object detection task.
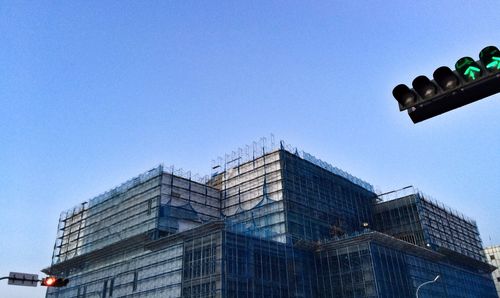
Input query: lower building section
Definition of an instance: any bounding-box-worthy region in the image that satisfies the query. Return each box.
[46,241,184,298]
[221,231,315,298]
[316,241,378,297]
[373,243,495,298]
[45,222,496,298]
[316,232,496,298]
[483,245,500,298]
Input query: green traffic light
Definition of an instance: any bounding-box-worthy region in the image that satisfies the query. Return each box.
[479,46,500,70]
[455,57,482,81]
[486,59,500,69]
[464,66,480,79]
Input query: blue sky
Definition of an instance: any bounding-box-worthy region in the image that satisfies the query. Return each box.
[1,1,499,296]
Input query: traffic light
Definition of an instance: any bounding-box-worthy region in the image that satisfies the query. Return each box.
[40,276,69,287]
[393,45,500,123]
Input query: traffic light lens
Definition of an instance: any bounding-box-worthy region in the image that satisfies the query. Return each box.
[46,277,55,285]
[479,46,500,70]
[412,76,436,98]
[41,276,69,287]
[455,57,482,81]
[392,84,416,107]
[433,66,459,91]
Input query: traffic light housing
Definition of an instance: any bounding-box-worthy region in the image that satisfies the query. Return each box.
[41,276,69,287]
[393,46,500,123]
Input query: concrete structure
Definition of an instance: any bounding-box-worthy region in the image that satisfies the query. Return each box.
[43,138,497,297]
[484,245,500,297]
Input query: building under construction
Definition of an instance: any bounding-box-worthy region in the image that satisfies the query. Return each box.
[483,245,500,297]
[44,138,497,297]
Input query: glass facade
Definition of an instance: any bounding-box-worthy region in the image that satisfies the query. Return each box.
[44,139,497,298]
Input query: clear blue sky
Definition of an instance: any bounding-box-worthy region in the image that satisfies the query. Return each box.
[1,1,499,296]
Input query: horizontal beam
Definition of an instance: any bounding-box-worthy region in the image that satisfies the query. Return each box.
[408,73,500,123]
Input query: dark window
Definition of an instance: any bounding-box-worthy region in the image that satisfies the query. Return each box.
[133,271,138,292]
[102,280,108,298]
[183,286,191,298]
[497,277,500,282]
[490,255,495,260]
[109,278,114,296]
[147,199,153,215]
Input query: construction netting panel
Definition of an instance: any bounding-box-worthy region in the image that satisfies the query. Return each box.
[371,242,497,298]
[226,200,286,243]
[315,241,377,298]
[418,195,485,261]
[47,241,184,298]
[210,151,287,243]
[314,235,497,298]
[281,150,375,242]
[483,245,500,298]
[159,173,221,235]
[373,194,427,247]
[181,230,223,298]
[221,230,316,298]
[53,167,163,264]
[374,189,486,262]
[219,151,283,215]
[374,188,485,261]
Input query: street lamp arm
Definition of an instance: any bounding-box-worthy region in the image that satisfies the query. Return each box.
[416,275,440,298]
[416,280,434,295]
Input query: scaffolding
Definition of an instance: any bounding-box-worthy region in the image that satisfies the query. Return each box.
[49,165,222,270]
[374,187,485,262]
[45,137,496,298]
[52,166,163,265]
[210,135,373,193]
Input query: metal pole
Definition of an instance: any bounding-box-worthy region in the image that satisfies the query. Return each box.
[416,275,440,298]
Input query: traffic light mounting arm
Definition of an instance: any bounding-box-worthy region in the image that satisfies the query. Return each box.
[408,73,500,123]
[392,46,500,123]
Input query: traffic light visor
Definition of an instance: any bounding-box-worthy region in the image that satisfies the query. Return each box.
[455,57,482,81]
[41,277,56,286]
[392,84,416,108]
[412,75,437,98]
[480,46,500,71]
[41,276,69,287]
[433,66,459,90]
